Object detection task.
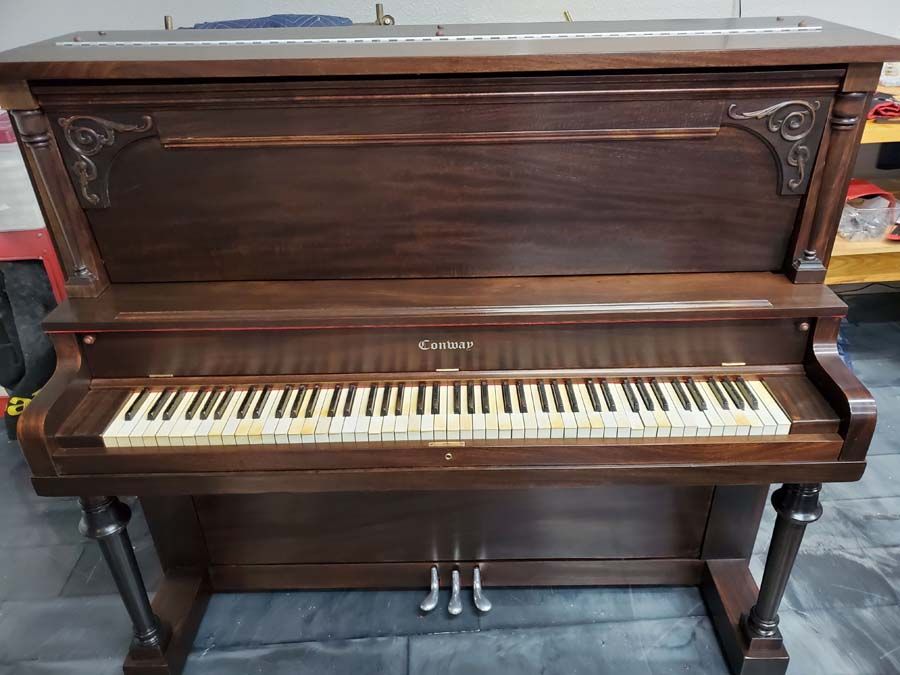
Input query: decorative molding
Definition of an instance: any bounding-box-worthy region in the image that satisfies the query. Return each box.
[57,114,154,208]
[725,99,823,195]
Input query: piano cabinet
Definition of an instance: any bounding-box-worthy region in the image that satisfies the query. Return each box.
[3,15,898,675]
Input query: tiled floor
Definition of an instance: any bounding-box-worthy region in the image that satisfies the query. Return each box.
[1,294,899,675]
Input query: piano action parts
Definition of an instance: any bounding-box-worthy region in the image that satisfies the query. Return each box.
[2,16,899,675]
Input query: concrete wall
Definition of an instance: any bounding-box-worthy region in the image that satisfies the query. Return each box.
[0,0,898,51]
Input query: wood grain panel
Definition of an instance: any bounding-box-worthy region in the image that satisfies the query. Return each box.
[194,488,714,564]
[86,127,799,282]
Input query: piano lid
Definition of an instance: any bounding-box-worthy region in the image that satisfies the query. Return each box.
[1,16,899,81]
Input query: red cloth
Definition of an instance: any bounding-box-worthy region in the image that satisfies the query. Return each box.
[867,101,900,120]
[0,112,15,144]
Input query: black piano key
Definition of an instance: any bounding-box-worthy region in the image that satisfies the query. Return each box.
[480,381,489,413]
[622,379,639,413]
[722,378,745,410]
[252,385,271,419]
[124,388,149,421]
[707,378,729,409]
[650,379,669,411]
[289,385,307,419]
[432,383,441,414]
[327,385,343,418]
[214,387,235,420]
[672,380,692,411]
[550,380,564,413]
[304,385,320,418]
[635,379,655,411]
[275,385,292,419]
[236,386,256,419]
[516,381,528,413]
[736,376,759,410]
[537,380,549,413]
[415,383,425,416]
[185,388,208,420]
[600,380,616,412]
[453,381,461,415]
[393,383,404,416]
[380,384,392,417]
[467,382,476,414]
[501,381,512,414]
[367,384,378,417]
[200,387,222,420]
[584,379,601,412]
[344,384,358,417]
[146,388,173,421]
[686,378,708,411]
[163,389,186,420]
[564,380,579,413]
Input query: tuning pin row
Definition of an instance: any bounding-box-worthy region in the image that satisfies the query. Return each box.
[420,565,491,615]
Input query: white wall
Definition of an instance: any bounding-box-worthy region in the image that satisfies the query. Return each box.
[0,0,897,52]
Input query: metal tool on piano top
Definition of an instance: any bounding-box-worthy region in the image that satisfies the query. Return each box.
[1,16,898,675]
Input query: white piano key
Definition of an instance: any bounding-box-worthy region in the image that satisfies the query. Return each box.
[159,391,195,446]
[285,387,312,443]
[273,387,298,444]
[395,383,412,441]
[472,382,487,439]
[521,383,538,439]
[702,380,739,437]
[180,390,211,446]
[611,383,643,437]
[314,387,338,443]
[448,384,462,440]
[638,381,670,438]
[691,382,725,437]
[263,387,290,444]
[220,388,250,446]
[326,386,350,442]
[379,382,397,441]
[420,384,436,440]
[494,384,512,439]
[751,379,792,435]
[661,383,694,436]
[343,384,366,442]
[551,381,577,439]
[209,390,241,445]
[484,384,500,439]
[353,385,376,441]
[626,381,657,439]
[126,391,162,447]
[434,385,449,441]
[194,389,223,446]
[248,388,278,445]
[573,382,602,439]
[746,382,778,435]
[460,383,474,440]
[116,391,157,447]
[408,384,424,441]
[102,391,141,448]
[529,384,551,439]
[509,383,526,439]
[564,381,590,439]
[300,386,328,443]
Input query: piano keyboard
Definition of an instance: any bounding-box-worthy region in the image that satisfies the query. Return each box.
[101,377,792,447]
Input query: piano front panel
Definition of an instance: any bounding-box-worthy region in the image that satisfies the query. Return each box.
[39,69,836,283]
[193,487,714,564]
[80,319,809,378]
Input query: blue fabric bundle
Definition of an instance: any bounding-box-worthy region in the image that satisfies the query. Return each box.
[192,14,351,30]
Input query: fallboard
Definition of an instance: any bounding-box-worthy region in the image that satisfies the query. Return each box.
[36,68,840,282]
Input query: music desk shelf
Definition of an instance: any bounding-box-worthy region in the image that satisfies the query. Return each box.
[827,237,900,285]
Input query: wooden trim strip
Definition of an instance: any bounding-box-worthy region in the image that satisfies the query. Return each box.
[161,126,720,149]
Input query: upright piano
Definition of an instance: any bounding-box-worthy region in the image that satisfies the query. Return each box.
[2,16,899,674]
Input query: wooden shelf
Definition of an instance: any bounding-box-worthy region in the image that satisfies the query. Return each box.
[861,85,900,145]
[827,236,900,284]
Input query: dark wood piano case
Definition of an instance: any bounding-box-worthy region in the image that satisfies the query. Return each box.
[3,16,898,675]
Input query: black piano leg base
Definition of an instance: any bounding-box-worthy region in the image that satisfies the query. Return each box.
[742,484,823,643]
[79,497,171,660]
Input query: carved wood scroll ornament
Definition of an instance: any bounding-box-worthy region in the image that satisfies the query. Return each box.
[58,115,154,207]
[726,100,822,194]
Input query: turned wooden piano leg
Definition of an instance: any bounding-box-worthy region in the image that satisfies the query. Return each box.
[743,483,823,642]
[79,497,172,660]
